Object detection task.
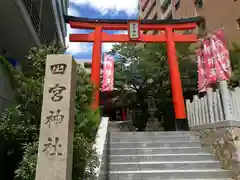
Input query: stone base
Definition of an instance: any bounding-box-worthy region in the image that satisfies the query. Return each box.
[176,119,189,131]
[108,121,137,132]
[192,120,240,180]
[191,120,240,130]
[145,118,164,131]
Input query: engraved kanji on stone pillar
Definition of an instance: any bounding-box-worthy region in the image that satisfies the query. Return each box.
[35,54,76,180]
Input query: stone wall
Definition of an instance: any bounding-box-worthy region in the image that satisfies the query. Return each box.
[193,122,240,179]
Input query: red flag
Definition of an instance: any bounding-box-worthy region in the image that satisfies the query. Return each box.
[202,38,217,86]
[197,49,207,92]
[210,29,232,81]
[101,54,114,92]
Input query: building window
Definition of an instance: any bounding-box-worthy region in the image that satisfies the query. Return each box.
[237,18,240,30]
[153,13,158,20]
[195,0,203,8]
[167,14,173,20]
[145,0,156,19]
[175,0,180,10]
[161,0,171,13]
[142,0,149,12]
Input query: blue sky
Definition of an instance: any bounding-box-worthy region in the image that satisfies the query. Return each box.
[65,0,138,62]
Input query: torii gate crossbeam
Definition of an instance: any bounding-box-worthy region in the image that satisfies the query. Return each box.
[64,15,204,130]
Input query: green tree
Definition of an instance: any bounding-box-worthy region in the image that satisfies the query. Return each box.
[0,41,100,180]
[109,43,197,130]
[229,43,240,86]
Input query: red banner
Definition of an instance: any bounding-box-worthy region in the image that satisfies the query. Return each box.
[197,49,207,92]
[202,38,217,86]
[101,54,114,92]
[200,29,231,88]
[210,29,231,81]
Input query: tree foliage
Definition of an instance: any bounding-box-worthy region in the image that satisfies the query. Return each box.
[229,43,240,86]
[109,43,197,130]
[0,41,100,180]
[111,43,197,106]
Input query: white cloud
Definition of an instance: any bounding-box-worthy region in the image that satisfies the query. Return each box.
[66,3,130,56]
[102,31,127,52]
[70,0,138,16]
[65,23,93,55]
[68,6,81,16]
[66,6,91,55]
[102,43,116,52]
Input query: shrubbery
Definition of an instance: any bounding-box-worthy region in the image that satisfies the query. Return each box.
[0,41,100,180]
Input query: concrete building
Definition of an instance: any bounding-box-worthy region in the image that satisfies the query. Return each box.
[139,0,173,20]
[76,60,93,74]
[76,60,105,75]
[138,0,173,34]
[139,0,240,44]
[0,0,69,113]
[0,0,69,62]
[173,0,240,45]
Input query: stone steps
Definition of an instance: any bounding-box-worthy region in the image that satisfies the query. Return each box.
[108,169,232,180]
[109,153,216,162]
[110,141,202,148]
[104,131,232,180]
[110,135,200,141]
[110,131,196,137]
[110,147,211,155]
[109,161,222,171]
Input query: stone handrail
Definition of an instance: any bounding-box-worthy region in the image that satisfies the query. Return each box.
[92,116,109,179]
[185,81,240,179]
[186,81,240,128]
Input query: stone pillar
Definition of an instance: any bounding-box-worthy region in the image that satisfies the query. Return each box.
[191,101,196,126]
[207,87,214,123]
[193,95,200,126]
[35,55,76,180]
[216,89,224,121]
[203,95,209,123]
[219,81,234,120]
[234,87,240,119]
[213,91,219,122]
[200,97,206,125]
[185,99,191,126]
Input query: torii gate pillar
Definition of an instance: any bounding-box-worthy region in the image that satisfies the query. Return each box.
[65,15,203,130]
[91,26,102,110]
[166,27,187,130]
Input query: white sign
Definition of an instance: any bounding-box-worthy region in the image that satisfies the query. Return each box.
[129,21,139,40]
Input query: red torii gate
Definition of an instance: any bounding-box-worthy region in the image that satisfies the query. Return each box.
[64,15,203,130]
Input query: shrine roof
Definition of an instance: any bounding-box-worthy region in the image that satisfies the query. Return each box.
[64,15,204,25]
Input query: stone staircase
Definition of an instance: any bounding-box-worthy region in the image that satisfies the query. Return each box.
[107,131,232,180]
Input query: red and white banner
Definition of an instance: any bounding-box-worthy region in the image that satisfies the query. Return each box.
[198,29,232,90]
[197,49,207,92]
[202,38,217,86]
[101,54,114,92]
[210,29,231,81]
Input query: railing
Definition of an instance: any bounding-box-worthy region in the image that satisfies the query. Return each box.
[22,0,46,44]
[186,81,240,128]
[90,117,109,179]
